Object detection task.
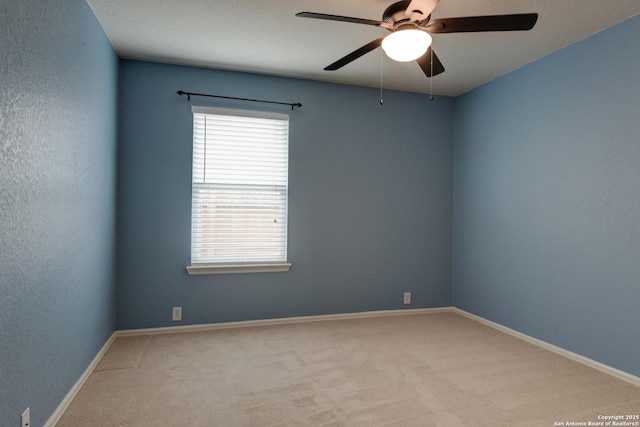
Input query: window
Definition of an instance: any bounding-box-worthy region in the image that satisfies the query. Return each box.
[187,106,290,275]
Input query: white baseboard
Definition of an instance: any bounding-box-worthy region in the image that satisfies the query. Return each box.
[453,308,640,388]
[44,332,117,427]
[117,307,453,336]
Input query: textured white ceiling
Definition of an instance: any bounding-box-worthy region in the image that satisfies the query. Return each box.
[87,0,640,96]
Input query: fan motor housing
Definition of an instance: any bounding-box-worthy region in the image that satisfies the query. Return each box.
[382,0,413,25]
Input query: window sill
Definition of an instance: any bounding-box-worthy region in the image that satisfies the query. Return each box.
[186,263,292,276]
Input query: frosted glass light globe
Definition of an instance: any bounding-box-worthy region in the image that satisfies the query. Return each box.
[381,29,432,62]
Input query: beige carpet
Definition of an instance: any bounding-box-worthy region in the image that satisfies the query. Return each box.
[56,312,639,426]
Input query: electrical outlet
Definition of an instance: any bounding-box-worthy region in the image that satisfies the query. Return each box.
[21,408,30,427]
[172,306,182,321]
[403,292,411,305]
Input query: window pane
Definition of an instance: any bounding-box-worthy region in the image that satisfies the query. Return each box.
[191,109,288,264]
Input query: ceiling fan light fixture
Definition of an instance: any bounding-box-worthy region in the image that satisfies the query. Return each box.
[381,29,432,62]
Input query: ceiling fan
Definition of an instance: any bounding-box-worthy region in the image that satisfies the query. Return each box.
[296,0,538,78]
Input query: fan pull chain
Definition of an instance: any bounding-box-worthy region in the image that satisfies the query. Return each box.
[379,48,384,105]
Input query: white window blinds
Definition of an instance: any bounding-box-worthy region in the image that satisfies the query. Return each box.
[191,106,289,265]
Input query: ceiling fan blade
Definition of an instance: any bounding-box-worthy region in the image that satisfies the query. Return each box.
[416,47,445,77]
[405,0,440,21]
[324,38,384,71]
[296,12,391,29]
[426,13,538,33]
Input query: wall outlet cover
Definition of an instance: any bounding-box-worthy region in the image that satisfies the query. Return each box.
[172,306,182,321]
[21,407,30,427]
[403,292,411,305]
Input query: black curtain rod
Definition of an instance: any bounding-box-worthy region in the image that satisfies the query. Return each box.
[176,90,302,110]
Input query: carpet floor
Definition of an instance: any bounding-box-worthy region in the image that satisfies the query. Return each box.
[56,312,639,426]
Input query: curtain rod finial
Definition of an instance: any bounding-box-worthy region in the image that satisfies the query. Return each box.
[177,90,191,101]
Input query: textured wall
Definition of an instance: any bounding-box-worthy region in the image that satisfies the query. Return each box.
[116,60,454,329]
[0,0,118,425]
[453,15,640,376]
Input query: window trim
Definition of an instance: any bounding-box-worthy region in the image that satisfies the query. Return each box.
[191,106,289,121]
[186,263,292,276]
[187,106,291,275]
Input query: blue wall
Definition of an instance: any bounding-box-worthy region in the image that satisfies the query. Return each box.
[3,3,637,422]
[116,60,454,329]
[453,15,640,376]
[0,0,118,425]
